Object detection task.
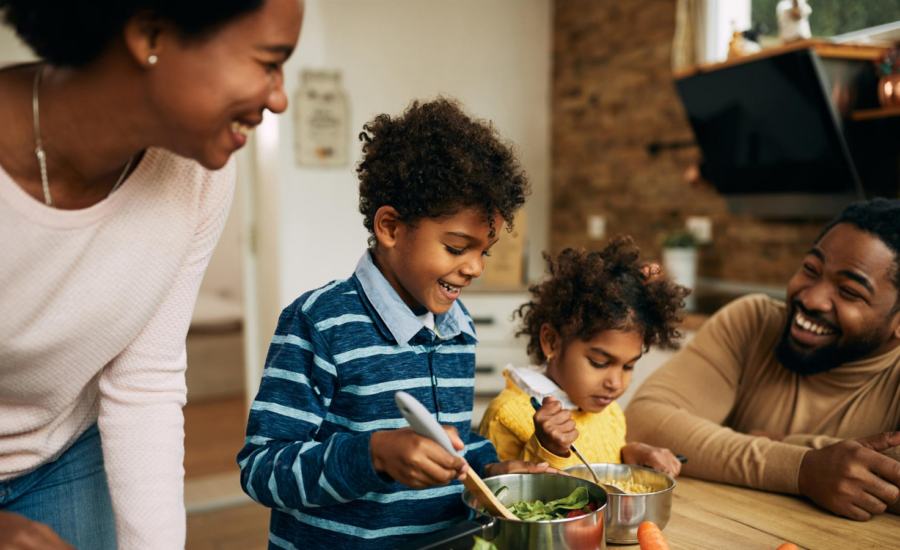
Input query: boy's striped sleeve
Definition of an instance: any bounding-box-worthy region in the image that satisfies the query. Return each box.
[237,303,391,509]
[464,432,500,477]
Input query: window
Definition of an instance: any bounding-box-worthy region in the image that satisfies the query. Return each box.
[752,0,900,38]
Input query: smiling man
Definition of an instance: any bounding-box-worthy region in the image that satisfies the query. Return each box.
[626,198,900,521]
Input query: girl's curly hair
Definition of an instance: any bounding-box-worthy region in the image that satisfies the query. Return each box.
[515,236,691,363]
[357,97,530,245]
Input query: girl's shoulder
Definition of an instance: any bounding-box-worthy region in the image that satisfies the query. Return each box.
[485,388,537,442]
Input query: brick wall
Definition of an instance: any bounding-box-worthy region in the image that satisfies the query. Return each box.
[550,0,824,285]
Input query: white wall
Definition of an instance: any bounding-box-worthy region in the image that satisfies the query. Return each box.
[275,0,552,306]
[0,23,35,64]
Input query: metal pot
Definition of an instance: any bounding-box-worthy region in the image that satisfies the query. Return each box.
[395,473,608,550]
[565,464,675,544]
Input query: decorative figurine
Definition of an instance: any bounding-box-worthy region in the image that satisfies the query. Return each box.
[777,0,812,43]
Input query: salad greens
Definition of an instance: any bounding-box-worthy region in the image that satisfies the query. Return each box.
[505,486,592,522]
[471,536,499,550]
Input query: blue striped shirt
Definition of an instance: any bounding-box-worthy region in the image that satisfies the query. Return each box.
[238,250,499,550]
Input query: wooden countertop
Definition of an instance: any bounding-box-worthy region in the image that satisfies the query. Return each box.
[618,477,900,549]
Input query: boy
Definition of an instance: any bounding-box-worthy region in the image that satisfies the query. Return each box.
[238,98,550,549]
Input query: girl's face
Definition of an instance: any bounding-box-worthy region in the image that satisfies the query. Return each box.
[542,325,643,413]
[141,0,303,169]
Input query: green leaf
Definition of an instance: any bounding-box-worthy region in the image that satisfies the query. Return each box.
[472,536,499,550]
[506,487,592,522]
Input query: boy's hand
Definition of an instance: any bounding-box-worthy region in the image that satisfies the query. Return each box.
[621,442,682,477]
[370,426,469,489]
[483,460,570,478]
[533,396,578,457]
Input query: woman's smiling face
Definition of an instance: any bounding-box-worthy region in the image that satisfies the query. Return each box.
[142,0,303,169]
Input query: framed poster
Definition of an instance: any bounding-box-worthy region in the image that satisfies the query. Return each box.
[294,70,349,167]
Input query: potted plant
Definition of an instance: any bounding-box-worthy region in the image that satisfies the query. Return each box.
[659,229,698,291]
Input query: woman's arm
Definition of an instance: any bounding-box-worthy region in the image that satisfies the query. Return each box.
[97,160,235,549]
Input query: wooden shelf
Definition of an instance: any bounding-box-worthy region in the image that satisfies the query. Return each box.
[851,107,900,121]
[675,39,889,80]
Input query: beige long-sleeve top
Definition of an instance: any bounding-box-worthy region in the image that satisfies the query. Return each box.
[625,294,900,495]
[0,148,235,548]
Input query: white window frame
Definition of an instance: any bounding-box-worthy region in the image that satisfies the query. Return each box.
[702,0,753,64]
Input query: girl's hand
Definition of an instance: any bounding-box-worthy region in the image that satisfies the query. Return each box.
[483,460,569,478]
[621,442,682,477]
[0,512,74,550]
[533,396,579,457]
[370,426,469,489]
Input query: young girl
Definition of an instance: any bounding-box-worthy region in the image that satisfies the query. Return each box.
[478,237,689,476]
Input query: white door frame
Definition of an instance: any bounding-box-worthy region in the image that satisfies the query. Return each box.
[239,116,283,407]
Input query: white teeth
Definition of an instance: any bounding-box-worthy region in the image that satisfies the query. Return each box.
[795,313,834,335]
[439,281,460,294]
[231,121,252,137]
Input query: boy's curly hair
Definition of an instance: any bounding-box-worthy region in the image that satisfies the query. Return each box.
[357,97,530,245]
[515,237,691,363]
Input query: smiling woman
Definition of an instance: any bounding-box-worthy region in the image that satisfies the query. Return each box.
[0,1,303,549]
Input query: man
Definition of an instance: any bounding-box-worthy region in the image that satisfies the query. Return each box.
[626,199,900,521]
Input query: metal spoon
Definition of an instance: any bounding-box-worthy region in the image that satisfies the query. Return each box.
[529,396,624,494]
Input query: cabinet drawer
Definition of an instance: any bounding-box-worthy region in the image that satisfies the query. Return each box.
[473,345,530,397]
[462,293,530,344]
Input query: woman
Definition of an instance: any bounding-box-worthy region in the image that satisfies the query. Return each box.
[0,1,303,548]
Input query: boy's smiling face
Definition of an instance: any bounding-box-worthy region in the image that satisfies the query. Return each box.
[373,206,503,315]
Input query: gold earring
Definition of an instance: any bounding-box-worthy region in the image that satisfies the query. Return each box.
[148,55,158,65]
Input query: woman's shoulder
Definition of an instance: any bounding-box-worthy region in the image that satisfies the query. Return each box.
[144,148,236,225]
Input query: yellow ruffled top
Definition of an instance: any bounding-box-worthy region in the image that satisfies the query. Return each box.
[477,370,627,469]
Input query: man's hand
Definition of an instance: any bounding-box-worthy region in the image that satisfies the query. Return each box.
[482,460,569,478]
[0,512,74,550]
[370,426,469,489]
[533,396,578,457]
[621,442,682,477]
[798,431,900,521]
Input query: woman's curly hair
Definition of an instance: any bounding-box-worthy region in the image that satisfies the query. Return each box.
[357,97,530,245]
[515,236,691,363]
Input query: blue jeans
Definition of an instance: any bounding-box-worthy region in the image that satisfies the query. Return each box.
[0,424,117,549]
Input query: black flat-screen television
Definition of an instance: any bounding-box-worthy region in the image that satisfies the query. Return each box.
[675,49,865,218]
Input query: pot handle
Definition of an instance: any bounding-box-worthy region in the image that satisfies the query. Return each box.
[392,516,497,550]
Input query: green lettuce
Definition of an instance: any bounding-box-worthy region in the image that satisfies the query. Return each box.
[471,536,499,550]
[505,486,591,522]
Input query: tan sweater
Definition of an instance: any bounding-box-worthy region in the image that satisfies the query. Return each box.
[625,294,900,496]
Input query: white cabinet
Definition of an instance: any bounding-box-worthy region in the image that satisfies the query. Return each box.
[461,292,531,428]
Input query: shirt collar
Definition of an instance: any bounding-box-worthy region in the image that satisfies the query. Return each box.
[354,249,477,345]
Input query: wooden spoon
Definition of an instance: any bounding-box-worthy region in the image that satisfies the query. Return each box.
[395,391,518,521]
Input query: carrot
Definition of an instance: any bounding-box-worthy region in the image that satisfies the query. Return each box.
[637,521,670,550]
[776,544,799,550]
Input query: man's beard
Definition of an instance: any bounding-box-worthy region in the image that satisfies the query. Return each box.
[775,307,885,375]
